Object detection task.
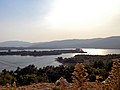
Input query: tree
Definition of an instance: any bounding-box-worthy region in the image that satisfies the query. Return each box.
[97,60,104,69]
[93,61,98,68]
[72,63,88,89]
[103,59,120,90]
[0,70,16,86]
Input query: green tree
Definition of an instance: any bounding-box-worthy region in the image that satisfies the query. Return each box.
[97,60,104,69]
[0,69,16,86]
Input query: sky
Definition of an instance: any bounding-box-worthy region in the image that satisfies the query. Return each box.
[0,0,120,42]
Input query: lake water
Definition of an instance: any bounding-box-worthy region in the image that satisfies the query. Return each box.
[0,48,120,71]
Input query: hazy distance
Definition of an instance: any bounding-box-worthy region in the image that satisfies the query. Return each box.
[0,36,120,49]
[0,0,120,42]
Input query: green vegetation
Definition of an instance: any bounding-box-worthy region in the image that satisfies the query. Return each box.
[0,54,119,88]
[71,60,120,90]
[56,54,120,65]
[0,65,74,86]
[0,60,113,87]
[0,70,16,86]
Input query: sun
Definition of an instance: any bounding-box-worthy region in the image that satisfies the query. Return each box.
[45,0,120,29]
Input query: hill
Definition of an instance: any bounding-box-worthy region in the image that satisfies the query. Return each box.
[30,36,120,49]
[0,41,32,47]
[0,36,120,49]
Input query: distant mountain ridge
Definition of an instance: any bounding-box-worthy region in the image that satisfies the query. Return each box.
[30,38,103,48]
[0,41,32,47]
[0,36,120,49]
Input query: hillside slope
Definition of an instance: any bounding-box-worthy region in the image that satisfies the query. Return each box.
[30,36,120,49]
[0,36,120,49]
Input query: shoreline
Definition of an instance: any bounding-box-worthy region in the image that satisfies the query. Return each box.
[56,54,120,66]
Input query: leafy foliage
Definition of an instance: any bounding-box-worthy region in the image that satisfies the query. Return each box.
[0,54,119,90]
[71,59,120,90]
[102,59,120,90]
[0,69,16,86]
[0,65,74,86]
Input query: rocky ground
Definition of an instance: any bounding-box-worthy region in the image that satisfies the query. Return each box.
[0,83,55,90]
[17,83,55,90]
[0,82,102,90]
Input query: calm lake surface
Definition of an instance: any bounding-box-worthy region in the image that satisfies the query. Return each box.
[0,48,120,71]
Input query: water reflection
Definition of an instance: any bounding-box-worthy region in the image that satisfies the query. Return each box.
[83,49,106,55]
[83,48,120,55]
[0,48,120,71]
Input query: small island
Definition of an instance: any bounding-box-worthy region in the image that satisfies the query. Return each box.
[0,49,87,56]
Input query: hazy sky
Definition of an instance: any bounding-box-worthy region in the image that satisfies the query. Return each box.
[0,0,120,42]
